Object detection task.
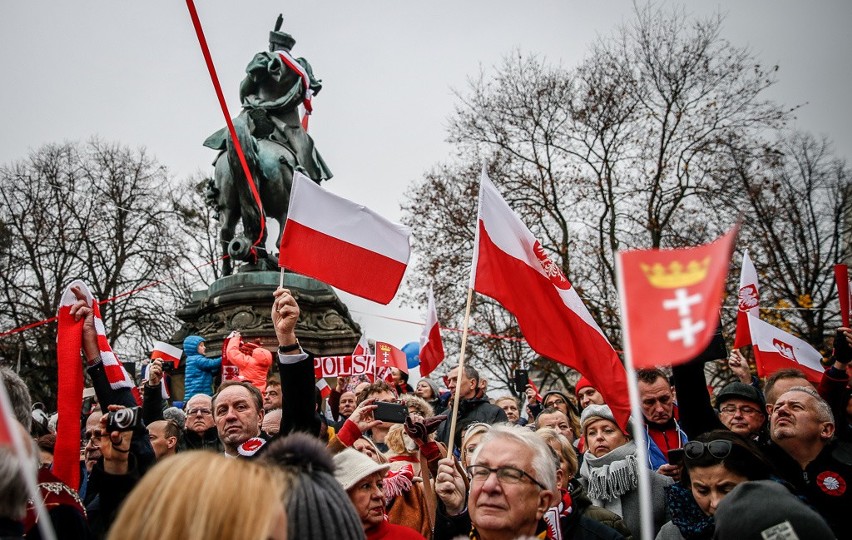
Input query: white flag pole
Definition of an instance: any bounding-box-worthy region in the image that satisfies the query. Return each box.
[615,252,654,540]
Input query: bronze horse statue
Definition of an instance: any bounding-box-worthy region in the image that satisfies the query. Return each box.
[205,17,331,275]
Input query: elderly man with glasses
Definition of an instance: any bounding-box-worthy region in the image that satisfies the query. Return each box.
[182,394,223,452]
[433,424,624,540]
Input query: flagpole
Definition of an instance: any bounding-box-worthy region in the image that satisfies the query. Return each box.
[279,267,285,289]
[615,253,654,540]
[446,287,474,459]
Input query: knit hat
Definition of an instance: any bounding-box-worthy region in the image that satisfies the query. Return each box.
[262,433,364,540]
[333,448,391,491]
[715,382,765,411]
[713,480,834,539]
[575,377,593,398]
[580,404,619,435]
[419,377,440,400]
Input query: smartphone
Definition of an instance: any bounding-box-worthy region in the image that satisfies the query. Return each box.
[373,401,408,423]
[667,448,684,466]
[835,329,851,363]
[514,369,529,394]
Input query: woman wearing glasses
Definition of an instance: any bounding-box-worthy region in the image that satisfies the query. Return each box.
[578,404,673,538]
[655,430,774,540]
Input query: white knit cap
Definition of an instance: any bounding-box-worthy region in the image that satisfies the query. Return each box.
[579,404,618,434]
[332,448,391,491]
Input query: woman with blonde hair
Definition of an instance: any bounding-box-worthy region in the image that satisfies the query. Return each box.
[108,452,287,540]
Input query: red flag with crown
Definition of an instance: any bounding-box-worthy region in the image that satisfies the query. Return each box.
[618,227,738,367]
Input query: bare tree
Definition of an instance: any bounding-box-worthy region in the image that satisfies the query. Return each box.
[722,132,851,352]
[0,139,212,404]
[403,5,804,393]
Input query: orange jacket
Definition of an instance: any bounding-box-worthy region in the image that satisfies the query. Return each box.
[225,339,272,394]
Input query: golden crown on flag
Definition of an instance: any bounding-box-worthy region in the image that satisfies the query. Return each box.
[640,257,711,288]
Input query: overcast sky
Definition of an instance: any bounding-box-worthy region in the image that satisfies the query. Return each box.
[2,1,850,357]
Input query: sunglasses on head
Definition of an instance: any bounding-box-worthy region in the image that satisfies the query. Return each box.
[683,439,733,461]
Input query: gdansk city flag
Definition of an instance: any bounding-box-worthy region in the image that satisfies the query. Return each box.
[617,227,738,368]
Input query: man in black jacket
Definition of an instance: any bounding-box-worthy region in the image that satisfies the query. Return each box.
[435,365,507,450]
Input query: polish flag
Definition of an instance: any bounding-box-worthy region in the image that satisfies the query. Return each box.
[151,341,182,368]
[617,227,737,368]
[748,315,823,382]
[418,287,445,378]
[316,378,331,399]
[470,170,630,429]
[279,173,411,305]
[733,250,760,348]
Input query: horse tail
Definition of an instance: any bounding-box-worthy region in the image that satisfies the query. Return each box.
[226,115,260,187]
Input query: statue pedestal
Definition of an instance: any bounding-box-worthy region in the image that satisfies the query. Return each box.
[171,271,361,357]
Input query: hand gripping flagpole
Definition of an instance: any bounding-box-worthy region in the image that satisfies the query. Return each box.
[615,252,654,540]
[446,287,475,459]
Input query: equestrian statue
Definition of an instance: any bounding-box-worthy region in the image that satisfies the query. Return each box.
[204,15,332,275]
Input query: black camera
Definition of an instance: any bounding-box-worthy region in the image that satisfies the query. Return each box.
[106,406,144,432]
[159,361,173,374]
[373,401,408,424]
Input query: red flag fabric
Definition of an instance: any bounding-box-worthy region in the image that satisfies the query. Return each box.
[617,227,738,368]
[733,250,759,348]
[470,170,630,429]
[418,287,445,377]
[748,314,823,383]
[835,264,850,327]
[278,173,411,305]
[375,341,408,374]
[151,341,182,368]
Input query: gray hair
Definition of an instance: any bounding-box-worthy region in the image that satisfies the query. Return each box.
[0,425,38,520]
[0,366,32,432]
[163,407,187,428]
[783,386,835,424]
[470,423,556,493]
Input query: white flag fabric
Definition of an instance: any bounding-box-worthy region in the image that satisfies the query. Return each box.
[734,250,759,348]
[418,286,445,378]
[747,314,823,382]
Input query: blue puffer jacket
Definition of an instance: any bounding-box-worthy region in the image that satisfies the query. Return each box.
[183,335,222,400]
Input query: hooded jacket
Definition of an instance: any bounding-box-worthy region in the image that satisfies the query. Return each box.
[225,338,272,393]
[183,336,222,400]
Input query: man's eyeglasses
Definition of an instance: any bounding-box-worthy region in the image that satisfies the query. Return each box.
[684,440,733,461]
[466,465,548,490]
[719,404,762,416]
[544,398,565,407]
[187,408,212,416]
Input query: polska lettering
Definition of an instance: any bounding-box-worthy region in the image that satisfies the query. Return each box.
[313,355,376,377]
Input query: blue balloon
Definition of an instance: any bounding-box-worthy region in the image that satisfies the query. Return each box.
[402,341,420,369]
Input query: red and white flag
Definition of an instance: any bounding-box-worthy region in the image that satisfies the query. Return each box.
[279,173,411,305]
[375,341,408,384]
[470,170,630,429]
[748,314,823,382]
[316,378,331,399]
[418,287,445,378]
[733,250,760,348]
[617,227,737,368]
[151,341,182,368]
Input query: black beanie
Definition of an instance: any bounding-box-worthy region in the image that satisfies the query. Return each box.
[262,433,365,540]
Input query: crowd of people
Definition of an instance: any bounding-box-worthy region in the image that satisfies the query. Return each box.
[1,287,850,540]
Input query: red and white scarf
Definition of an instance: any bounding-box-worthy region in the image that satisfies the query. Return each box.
[54,281,134,489]
[275,48,314,129]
